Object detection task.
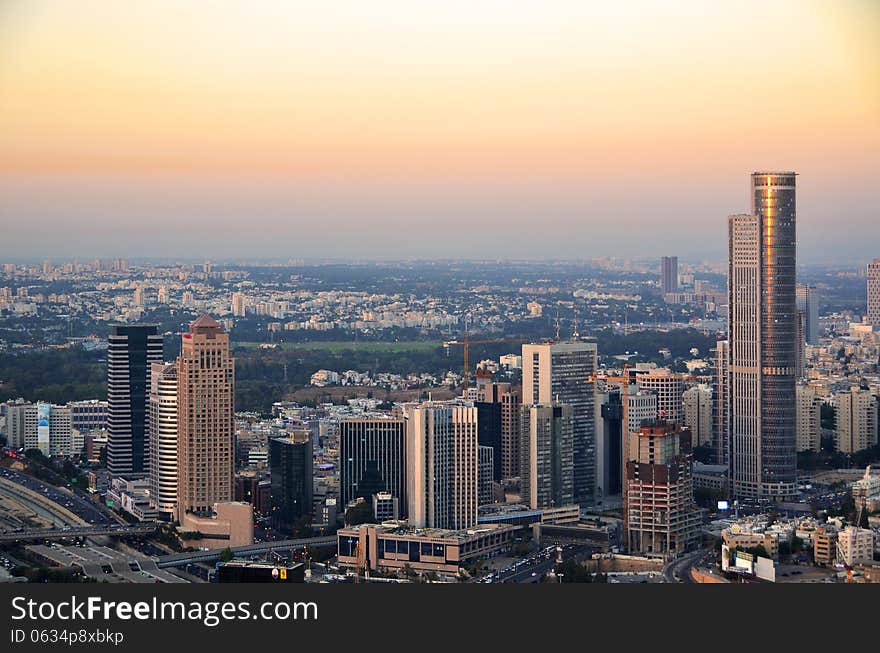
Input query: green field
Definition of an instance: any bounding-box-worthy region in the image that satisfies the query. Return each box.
[232,340,444,353]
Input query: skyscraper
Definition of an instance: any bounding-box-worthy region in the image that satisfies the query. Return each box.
[522,341,597,505]
[660,256,679,295]
[339,417,406,510]
[728,172,798,500]
[405,403,478,530]
[520,403,574,510]
[176,315,235,518]
[107,324,163,474]
[148,362,178,519]
[868,258,880,327]
[796,283,819,345]
[269,433,314,533]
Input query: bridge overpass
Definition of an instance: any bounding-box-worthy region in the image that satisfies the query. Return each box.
[156,535,337,568]
[0,523,159,542]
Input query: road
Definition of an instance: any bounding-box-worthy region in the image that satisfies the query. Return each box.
[663,548,711,583]
[485,545,594,583]
[155,535,337,568]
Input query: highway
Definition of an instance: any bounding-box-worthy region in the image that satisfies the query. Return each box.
[156,535,337,568]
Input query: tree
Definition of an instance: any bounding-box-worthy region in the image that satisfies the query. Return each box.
[218,547,234,563]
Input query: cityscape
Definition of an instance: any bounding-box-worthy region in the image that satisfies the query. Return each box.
[1,2,879,594]
[1,175,878,584]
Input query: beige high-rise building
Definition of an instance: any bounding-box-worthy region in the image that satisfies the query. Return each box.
[868,258,880,327]
[636,368,685,424]
[149,362,178,518]
[176,315,235,518]
[835,388,878,454]
[405,402,478,530]
[795,384,822,453]
[682,385,713,447]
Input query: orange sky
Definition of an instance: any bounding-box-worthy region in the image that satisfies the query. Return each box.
[0,1,878,260]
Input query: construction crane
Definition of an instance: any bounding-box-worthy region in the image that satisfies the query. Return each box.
[443,335,526,391]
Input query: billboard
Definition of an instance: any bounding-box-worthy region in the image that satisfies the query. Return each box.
[37,403,51,455]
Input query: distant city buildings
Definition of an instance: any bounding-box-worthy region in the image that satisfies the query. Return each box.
[660,256,679,295]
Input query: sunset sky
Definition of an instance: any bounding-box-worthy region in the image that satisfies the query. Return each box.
[1,1,878,262]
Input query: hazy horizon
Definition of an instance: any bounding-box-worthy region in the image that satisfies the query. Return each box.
[2,1,878,262]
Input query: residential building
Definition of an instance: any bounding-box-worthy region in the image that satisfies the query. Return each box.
[835,388,879,454]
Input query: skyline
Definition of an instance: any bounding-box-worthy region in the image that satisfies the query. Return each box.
[1,1,879,261]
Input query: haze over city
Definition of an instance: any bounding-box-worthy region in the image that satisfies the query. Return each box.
[1,0,879,262]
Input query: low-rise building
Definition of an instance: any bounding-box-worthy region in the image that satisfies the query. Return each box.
[336,522,517,576]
